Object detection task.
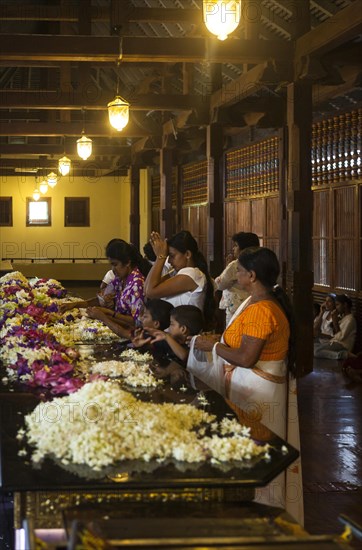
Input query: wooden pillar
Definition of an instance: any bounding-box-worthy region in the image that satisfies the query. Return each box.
[130,164,140,249]
[283,1,313,377]
[278,126,288,288]
[160,147,173,238]
[286,81,314,377]
[206,123,224,277]
[175,164,182,233]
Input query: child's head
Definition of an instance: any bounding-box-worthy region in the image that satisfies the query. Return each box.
[140,299,173,330]
[143,242,156,262]
[169,305,204,341]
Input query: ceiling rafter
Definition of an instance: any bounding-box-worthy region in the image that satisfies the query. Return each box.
[0,121,159,137]
[0,35,288,64]
[0,91,209,111]
[295,1,362,60]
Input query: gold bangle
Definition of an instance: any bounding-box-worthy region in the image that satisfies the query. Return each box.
[158,255,167,260]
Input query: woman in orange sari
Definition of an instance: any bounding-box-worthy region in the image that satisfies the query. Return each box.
[187,247,303,524]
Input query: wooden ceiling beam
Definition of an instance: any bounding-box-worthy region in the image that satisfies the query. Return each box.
[0,3,95,21]
[310,0,338,18]
[210,60,291,110]
[295,1,362,61]
[312,66,362,105]
[0,91,209,111]
[0,144,130,156]
[0,122,158,137]
[323,43,362,67]
[0,167,116,177]
[0,5,201,23]
[0,35,288,64]
[0,158,112,169]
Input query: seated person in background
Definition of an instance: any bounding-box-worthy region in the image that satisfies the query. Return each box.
[314,294,357,360]
[148,305,204,365]
[313,293,336,338]
[132,299,174,347]
[215,232,260,327]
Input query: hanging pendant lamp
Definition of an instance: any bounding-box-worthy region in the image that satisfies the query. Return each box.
[77,109,93,160]
[203,0,241,41]
[39,178,48,194]
[108,35,130,131]
[108,95,130,131]
[77,134,92,160]
[32,187,41,201]
[47,171,58,188]
[58,155,71,176]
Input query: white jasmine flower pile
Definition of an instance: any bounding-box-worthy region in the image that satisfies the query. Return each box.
[90,360,162,388]
[21,380,269,469]
[120,349,153,362]
[50,314,120,346]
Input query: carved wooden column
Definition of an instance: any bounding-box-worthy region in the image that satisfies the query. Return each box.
[160,146,173,238]
[129,164,140,249]
[206,123,224,277]
[284,2,314,377]
[286,81,314,376]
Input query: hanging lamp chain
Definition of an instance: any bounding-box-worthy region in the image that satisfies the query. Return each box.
[116,36,123,96]
[81,108,86,134]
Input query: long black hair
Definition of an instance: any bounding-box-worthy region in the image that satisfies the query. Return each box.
[105,239,151,277]
[167,230,215,327]
[238,247,296,377]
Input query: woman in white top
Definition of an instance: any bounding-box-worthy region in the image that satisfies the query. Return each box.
[144,230,215,328]
[215,232,260,326]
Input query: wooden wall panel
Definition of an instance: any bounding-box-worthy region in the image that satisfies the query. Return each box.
[225,197,281,256]
[250,199,264,242]
[264,196,280,255]
[181,205,208,258]
[313,190,330,287]
[237,201,251,231]
[265,197,279,237]
[151,209,160,234]
[224,201,252,254]
[334,186,357,291]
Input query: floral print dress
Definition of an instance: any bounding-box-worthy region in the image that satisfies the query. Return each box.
[112,267,145,324]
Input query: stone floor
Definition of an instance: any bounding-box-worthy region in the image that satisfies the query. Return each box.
[299,358,362,545]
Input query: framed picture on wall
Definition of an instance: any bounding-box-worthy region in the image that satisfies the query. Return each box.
[26,197,51,226]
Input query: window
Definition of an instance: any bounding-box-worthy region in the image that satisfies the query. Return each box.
[0,197,13,226]
[26,198,51,226]
[64,197,90,227]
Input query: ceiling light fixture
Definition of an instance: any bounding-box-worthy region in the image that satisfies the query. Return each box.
[203,0,241,41]
[32,179,41,201]
[39,178,48,194]
[77,109,92,160]
[108,36,130,132]
[47,171,58,188]
[58,155,71,176]
[58,136,71,175]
